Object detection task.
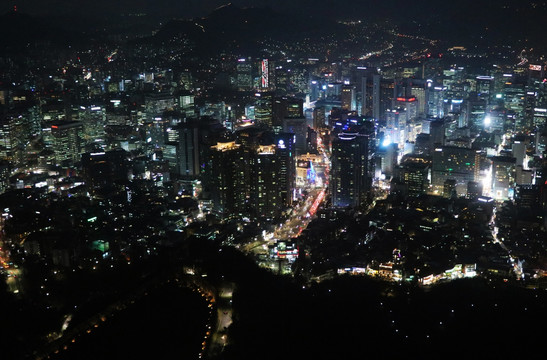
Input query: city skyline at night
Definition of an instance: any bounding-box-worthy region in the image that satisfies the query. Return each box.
[1,1,546,359]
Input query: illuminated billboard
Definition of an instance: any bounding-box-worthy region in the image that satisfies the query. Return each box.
[261,59,269,88]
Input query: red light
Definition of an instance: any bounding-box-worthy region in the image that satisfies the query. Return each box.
[396,97,416,102]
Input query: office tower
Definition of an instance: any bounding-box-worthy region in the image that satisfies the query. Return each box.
[466,98,487,130]
[178,92,196,118]
[377,143,399,178]
[236,59,253,91]
[373,74,381,120]
[313,107,326,129]
[163,143,180,175]
[251,144,283,219]
[515,185,540,209]
[341,85,356,111]
[414,133,432,155]
[310,80,320,101]
[145,93,175,117]
[361,76,368,116]
[330,125,373,208]
[50,121,84,166]
[385,109,406,148]
[210,141,248,218]
[491,156,516,200]
[400,160,430,197]
[523,87,538,131]
[427,85,446,118]
[0,113,25,163]
[515,166,533,185]
[274,132,296,207]
[283,117,307,154]
[431,146,480,195]
[410,83,427,116]
[429,119,445,147]
[79,105,106,146]
[512,139,526,167]
[273,97,304,131]
[175,120,200,177]
[254,92,273,127]
[476,76,493,99]
[81,149,129,192]
[0,160,9,194]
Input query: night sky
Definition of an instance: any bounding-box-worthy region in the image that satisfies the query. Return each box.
[5,0,296,18]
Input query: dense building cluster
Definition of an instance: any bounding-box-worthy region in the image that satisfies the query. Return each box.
[1,3,547,357]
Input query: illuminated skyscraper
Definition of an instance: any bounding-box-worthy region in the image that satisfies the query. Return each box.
[330,125,373,208]
[273,132,296,207]
[431,146,480,195]
[254,92,273,127]
[341,85,356,111]
[251,144,283,219]
[261,59,269,89]
[236,59,253,91]
[210,141,248,218]
[491,156,516,201]
[50,121,84,166]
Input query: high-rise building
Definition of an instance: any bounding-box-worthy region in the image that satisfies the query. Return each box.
[372,74,381,120]
[427,85,446,118]
[251,144,283,219]
[476,76,494,99]
[81,149,128,193]
[0,160,10,194]
[467,181,483,199]
[175,120,200,177]
[273,132,296,207]
[491,156,516,200]
[512,139,527,167]
[50,121,84,166]
[236,59,253,91]
[254,92,273,127]
[313,107,326,129]
[400,159,429,197]
[377,143,398,178]
[341,85,356,111]
[431,146,480,195]
[79,105,106,147]
[273,97,303,131]
[260,59,270,90]
[283,117,307,154]
[210,141,248,218]
[330,126,373,208]
[0,113,25,163]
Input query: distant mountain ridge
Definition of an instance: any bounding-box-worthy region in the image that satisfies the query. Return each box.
[2,1,547,52]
